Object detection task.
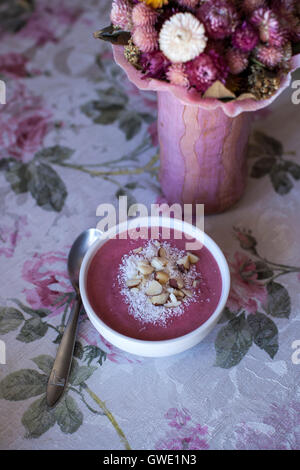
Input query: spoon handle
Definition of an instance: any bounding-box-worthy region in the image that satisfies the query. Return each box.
[46,297,82,408]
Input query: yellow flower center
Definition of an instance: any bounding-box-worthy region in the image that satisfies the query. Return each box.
[139,0,169,9]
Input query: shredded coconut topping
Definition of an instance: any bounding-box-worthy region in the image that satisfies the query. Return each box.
[117,240,200,326]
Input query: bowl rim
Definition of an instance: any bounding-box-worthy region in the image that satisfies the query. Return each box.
[79,216,230,347]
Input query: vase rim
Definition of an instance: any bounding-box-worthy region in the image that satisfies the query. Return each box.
[112,45,300,118]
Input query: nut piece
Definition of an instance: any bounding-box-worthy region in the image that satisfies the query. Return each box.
[177,255,190,271]
[126,278,141,288]
[150,292,169,305]
[158,247,167,258]
[165,297,182,308]
[173,289,185,298]
[155,271,169,284]
[169,278,184,289]
[137,261,154,275]
[146,280,163,296]
[193,279,200,288]
[182,288,193,298]
[133,246,143,254]
[187,252,199,264]
[151,257,167,271]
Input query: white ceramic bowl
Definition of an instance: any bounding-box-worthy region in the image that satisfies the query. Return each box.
[79,217,230,358]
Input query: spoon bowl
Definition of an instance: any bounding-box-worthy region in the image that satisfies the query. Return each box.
[68,229,102,289]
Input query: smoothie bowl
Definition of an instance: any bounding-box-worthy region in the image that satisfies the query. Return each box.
[79,217,230,357]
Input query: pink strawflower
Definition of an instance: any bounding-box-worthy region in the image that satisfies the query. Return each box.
[197,0,239,40]
[132,3,157,27]
[273,0,296,13]
[274,3,300,42]
[132,25,158,52]
[242,0,267,13]
[176,0,199,9]
[139,50,171,79]
[207,48,229,83]
[226,48,249,74]
[232,21,259,52]
[251,8,287,47]
[255,44,284,68]
[166,63,190,87]
[185,53,218,92]
[110,0,133,30]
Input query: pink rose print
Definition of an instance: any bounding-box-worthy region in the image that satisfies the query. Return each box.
[0,53,29,78]
[19,1,83,46]
[235,401,300,450]
[0,216,30,258]
[156,408,209,450]
[0,82,52,162]
[227,252,267,314]
[21,247,140,364]
[22,250,73,316]
[164,407,191,429]
[79,319,141,365]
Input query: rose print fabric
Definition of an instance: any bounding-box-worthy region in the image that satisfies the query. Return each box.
[0,0,299,450]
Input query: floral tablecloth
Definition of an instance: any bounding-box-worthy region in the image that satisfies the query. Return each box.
[0,0,300,451]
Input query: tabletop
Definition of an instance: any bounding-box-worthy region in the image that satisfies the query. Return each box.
[0,0,300,451]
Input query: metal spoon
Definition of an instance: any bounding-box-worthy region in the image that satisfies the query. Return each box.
[46,228,102,408]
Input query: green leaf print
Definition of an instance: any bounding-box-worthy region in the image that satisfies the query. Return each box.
[17,317,48,343]
[34,146,74,163]
[32,355,55,375]
[27,162,67,212]
[5,160,31,194]
[215,313,253,369]
[55,395,83,434]
[0,369,47,401]
[264,281,291,318]
[247,312,279,359]
[0,307,24,334]
[22,395,56,438]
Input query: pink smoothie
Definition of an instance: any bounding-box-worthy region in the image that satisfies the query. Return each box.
[86,228,222,341]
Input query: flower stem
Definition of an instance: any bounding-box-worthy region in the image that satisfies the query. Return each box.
[69,386,104,415]
[256,252,300,272]
[82,383,131,450]
[269,268,300,283]
[57,155,158,178]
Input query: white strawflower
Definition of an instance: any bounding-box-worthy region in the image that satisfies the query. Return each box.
[159,13,207,63]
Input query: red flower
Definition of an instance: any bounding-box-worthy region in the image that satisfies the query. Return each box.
[0,53,29,78]
[197,0,239,40]
[186,53,218,93]
[0,83,51,162]
[227,252,267,314]
[22,250,73,316]
[232,21,259,52]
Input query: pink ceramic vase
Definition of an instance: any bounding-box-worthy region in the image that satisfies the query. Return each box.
[113,46,300,214]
